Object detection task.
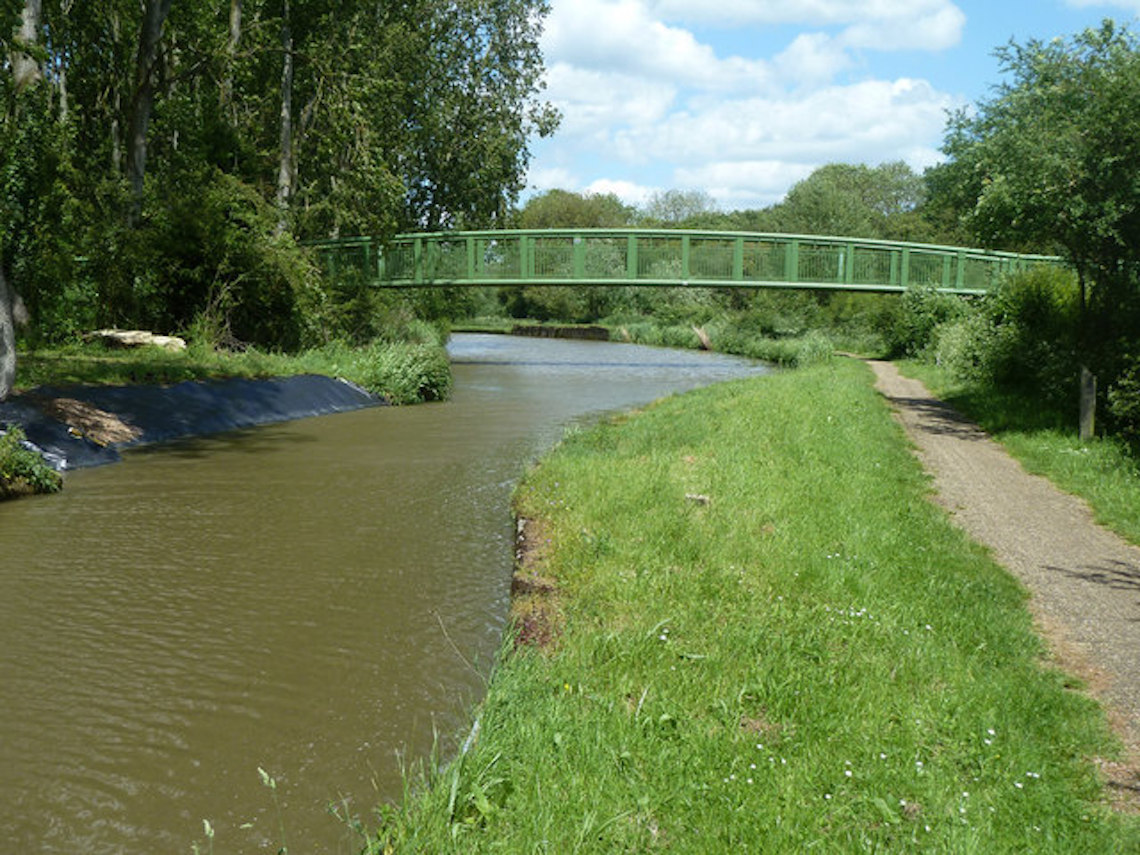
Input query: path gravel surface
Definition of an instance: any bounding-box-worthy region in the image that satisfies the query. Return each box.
[869,359,1140,792]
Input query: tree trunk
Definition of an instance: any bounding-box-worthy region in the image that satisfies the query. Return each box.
[275,0,294,233]
[126,0,173,226]
[11,0,42,92]
[222,0,242,111]
[57,0,74,122]
[0,267,17,401]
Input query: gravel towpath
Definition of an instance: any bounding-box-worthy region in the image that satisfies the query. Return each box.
[869,360,1140,776]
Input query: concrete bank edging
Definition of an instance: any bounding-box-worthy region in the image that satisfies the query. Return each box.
[0,374,381,470]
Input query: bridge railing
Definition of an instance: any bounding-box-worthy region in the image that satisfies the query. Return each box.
[307,229,1062,295]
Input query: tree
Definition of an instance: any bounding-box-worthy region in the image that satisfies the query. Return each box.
[772,161,929,240]
[519,189,634,228]
[929,20,1140,434]
[642,188,716,226]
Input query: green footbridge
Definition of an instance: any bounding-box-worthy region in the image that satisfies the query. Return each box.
[308,228,1060,295]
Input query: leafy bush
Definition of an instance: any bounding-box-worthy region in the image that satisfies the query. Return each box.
[881,285,970,358]
[353,341,453,404]
[1108,357,1140,448]
[0,427,62,498]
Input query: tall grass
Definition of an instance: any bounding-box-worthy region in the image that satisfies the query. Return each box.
[366,360,1137,852]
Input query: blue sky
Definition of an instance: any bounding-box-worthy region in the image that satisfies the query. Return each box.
[526,0,1140,210]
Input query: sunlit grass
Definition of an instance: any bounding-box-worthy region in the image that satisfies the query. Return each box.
[366,360,1138,852]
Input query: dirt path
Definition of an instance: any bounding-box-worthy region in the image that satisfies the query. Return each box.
[869,360,1140,797]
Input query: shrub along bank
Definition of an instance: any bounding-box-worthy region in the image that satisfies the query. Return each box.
[365,359,1138,853]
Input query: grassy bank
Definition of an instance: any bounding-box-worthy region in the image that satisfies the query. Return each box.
[900,361,1140,547]
[0,336,451,499]
[367,358,1137,853]
[13,336,452,405]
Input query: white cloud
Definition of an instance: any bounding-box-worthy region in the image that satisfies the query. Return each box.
[534,0,968,210]
[614,79,958,167]
[542,63,677,139]
[528,166,580,193]
[543,0,774,93]
[584,178,658,206]
[673,161,817,208]
[645,0,967,49]
[773,33,852,86]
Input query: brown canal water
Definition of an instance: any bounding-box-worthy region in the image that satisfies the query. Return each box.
[0,334,768,854]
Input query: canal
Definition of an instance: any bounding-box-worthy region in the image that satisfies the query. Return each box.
[0,333,768,853]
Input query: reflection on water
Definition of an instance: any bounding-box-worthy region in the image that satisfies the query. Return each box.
[0,334,767,854]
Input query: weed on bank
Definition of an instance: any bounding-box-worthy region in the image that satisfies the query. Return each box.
[368,359,1138,853]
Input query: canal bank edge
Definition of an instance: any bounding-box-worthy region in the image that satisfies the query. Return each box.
[0,374,380,472]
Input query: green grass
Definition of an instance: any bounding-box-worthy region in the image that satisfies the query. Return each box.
[14,338,452,405]
[366,360,1137,853]
[900,361,1140,546]
[0,425,62,498]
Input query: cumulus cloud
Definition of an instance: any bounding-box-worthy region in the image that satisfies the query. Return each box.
[644,0,967,49]
[531,0,967,209]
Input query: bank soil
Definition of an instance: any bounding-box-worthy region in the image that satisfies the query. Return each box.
[869,359,1140,809]
[510,516,564,649]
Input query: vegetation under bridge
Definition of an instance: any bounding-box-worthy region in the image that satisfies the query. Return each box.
[308,229,1061,295]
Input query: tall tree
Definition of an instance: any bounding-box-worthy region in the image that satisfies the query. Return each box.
[1,0,43,399]
[929,21,1140,433]
[125,0,172,225]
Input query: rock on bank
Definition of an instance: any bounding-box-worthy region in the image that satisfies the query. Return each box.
[0,374,379,470]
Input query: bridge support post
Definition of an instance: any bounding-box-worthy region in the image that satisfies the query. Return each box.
[626,235,638,280]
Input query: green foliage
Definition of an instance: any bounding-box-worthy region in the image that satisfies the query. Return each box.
[1107,356,1140,448]
[518,190,635,229]
[768,162,939,242]
[641,188,717,226]
[0,425,62,498]
[1,0,557,356]
[351,341,453,404]
[881,285,969,358]
[931,21,1140,387]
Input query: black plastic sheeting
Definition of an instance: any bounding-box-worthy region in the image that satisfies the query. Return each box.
[0,374,380,470]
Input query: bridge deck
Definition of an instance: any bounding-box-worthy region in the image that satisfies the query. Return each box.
[307,228,1062,295]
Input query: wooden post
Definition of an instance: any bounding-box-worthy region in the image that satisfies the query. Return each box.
[1079,366,1096,441]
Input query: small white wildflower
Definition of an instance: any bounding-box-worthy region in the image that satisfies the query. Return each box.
[750,763,757,770]
[1015,782,1024,789]
[824,793,832,800]
[987,728,995,736]
[844,770,852,778]
[925,624,933,631]
[880,753,887,760]
[984,739,993,746]
[747,778,754,784]
[962,792,969,798]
